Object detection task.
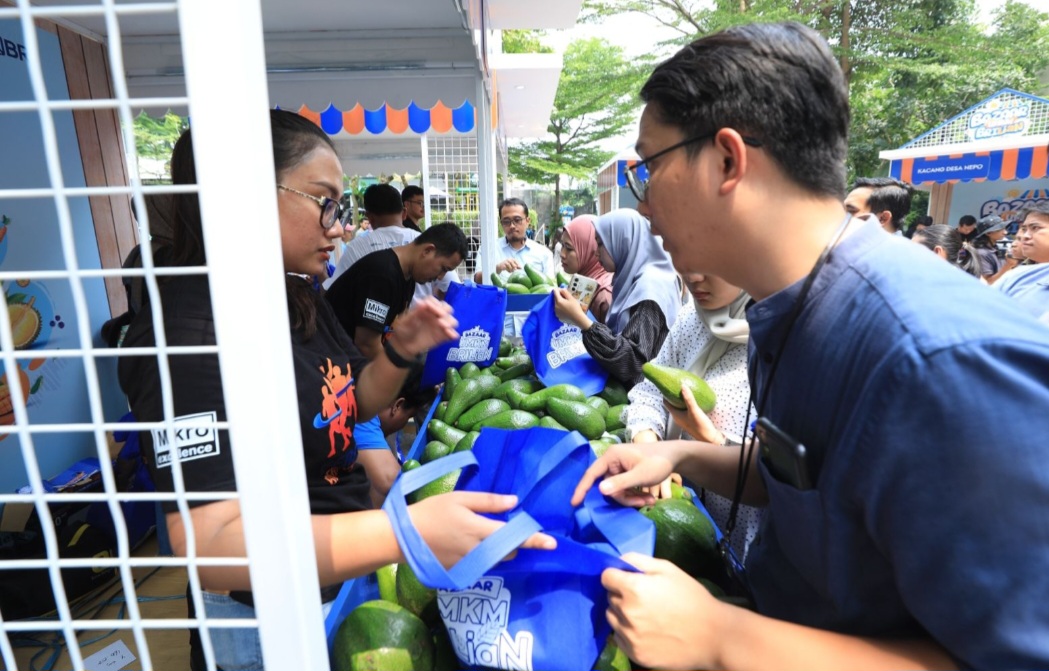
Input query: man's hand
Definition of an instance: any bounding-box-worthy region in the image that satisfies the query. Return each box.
[604,553,727,670]
[408,492,556,567]
[496,259,521,274]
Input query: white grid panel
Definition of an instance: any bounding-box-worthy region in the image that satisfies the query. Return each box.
[905,90,1049,149]
[1,1,326,670]
[427,135,481,279]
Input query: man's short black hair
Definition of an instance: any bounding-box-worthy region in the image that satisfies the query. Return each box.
[401,185,424,202]
[363,183,403,215]
[499,197,529,219]
[958,214,977,227]
[415,222,468,260]
[398,368,437,412]
[852,177,914,231]
[640,22,850,199]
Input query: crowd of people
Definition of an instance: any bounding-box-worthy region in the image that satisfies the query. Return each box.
[117,18,1049,671]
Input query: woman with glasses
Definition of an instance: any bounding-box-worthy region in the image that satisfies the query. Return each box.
[559,215,614,324]
[552,208,681,389]
[119,109,552,671]
[995,203,1049,324]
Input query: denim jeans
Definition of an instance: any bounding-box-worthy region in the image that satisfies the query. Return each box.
[198,591,337,670]
[200,592,263,671]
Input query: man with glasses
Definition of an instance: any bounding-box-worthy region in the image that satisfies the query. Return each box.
[472,197,553,283]
[995,202,1049,323]
[575,21,1049,671]
[401,185,425,232]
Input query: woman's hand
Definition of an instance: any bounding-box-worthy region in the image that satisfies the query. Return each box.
[388,297,458,357]
[571,443,678,508]
[666,386,724,444]
[409,492,556,567]
[552,288,592,330]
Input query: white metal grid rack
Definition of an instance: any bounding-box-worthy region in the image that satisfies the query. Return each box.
[1,0,328,669]
[427,135,481,279]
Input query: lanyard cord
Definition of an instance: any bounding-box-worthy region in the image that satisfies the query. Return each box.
[722,213,853,538]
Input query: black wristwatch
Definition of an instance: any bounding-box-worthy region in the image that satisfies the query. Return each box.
[383,338,424,369]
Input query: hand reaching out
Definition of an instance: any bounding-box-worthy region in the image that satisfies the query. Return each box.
[408,492,556,567]
[388,297,458,358]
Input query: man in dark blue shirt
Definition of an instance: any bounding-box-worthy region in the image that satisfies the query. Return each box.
[573,21,1049,671]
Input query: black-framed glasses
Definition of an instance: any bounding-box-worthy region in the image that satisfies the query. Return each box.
[277,184,344,230]
[501,216,527,227]
[624,133,764,202]
[405,198,425,207]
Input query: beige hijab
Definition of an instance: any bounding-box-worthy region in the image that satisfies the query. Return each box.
[665,290,750,440]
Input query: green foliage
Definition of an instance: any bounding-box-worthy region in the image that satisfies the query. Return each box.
[502,30,555,54]
[132,111,188,164]
[508,38,647,212]
[583,0,1049,187]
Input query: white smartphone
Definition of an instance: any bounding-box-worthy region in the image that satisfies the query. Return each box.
[566,274,599,313]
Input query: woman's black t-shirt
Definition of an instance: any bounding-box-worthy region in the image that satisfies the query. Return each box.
[118,275,372,515]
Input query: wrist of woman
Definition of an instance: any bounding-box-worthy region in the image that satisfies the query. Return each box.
[384,334,424,365]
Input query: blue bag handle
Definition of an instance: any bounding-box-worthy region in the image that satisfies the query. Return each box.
[382,451,543,591]
[574,486,654,559]
[466,429,591,509]
[531,430,590,488]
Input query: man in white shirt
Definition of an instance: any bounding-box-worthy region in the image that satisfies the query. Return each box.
[325,183,458,300]
[473,197,554,283]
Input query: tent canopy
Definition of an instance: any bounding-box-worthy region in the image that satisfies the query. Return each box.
[880,88,1049,185]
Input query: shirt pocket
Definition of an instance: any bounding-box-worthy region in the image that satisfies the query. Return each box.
[758,459,828,592]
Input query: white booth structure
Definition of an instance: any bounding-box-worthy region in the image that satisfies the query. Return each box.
[880,88,1049,225]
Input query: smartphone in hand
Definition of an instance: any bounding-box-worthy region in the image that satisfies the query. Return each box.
[566,274,599,312]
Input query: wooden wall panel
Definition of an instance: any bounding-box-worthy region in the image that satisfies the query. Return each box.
[929,183,954,227]
[82,38,137,260]
[56,25,138,317]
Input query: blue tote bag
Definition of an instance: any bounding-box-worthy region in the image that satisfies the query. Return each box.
[420,282,507,386]
[520,294,608,396]
[383,427,654,671]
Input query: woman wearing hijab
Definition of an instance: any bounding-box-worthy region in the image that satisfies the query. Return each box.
[553,209,681,389]
[559,215,614,324]
[625,272,761,560]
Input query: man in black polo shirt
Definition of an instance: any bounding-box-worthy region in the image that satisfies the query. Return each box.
[325,222,467,360]
[325,223,466,502]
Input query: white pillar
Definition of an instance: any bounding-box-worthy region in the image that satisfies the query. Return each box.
[476,73,499,284]
[180,0,329,668]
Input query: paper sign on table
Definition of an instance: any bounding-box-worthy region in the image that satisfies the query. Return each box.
[83,640,136,671]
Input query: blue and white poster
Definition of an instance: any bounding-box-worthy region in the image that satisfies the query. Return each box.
[1,19,125,493]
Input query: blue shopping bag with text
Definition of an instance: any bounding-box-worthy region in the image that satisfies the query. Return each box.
[521,294,608,396]
[421,282,507,387]
[383,427,654,671]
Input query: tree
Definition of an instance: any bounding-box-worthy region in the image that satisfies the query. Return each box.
[502,29,555,54]
[507,38,647,215]
[132,111,188,167]
[582,0,1049,184]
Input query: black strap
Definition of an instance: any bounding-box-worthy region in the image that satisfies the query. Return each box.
[722,214,853,539]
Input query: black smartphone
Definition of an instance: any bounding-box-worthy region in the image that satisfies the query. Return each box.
[755,418,813,490]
